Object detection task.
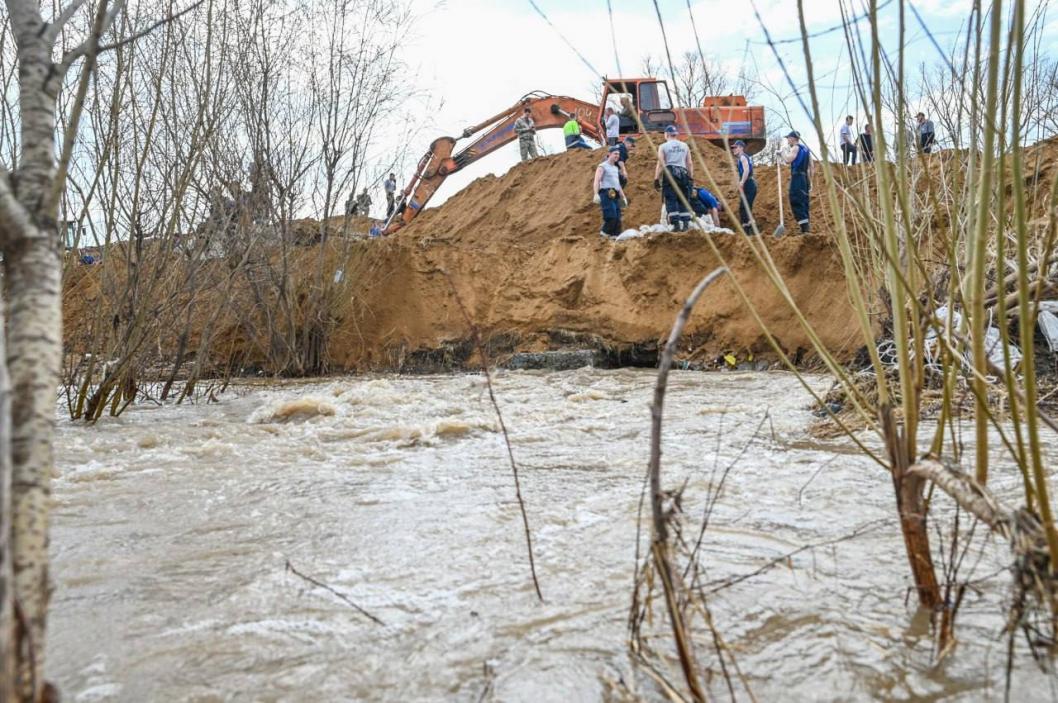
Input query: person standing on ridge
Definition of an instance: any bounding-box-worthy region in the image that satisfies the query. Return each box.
[782,130,812,234]
[604,107,620,146]
[654,125,693,232]
[384,173,397,217]
[859,122,874,163]
[593,145,627,238]
[513,107,538,162]
[839,115,857,165]
[730,140,757,231]
[616,136,635,167]
[916,112,936,153]
[616,136,635,188]
[356,188,372,216]
[563,114,591,150]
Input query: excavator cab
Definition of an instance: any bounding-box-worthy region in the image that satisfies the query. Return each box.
[598,76,766,153]
[601,79,677,135]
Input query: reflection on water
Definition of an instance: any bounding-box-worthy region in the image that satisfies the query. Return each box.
[49,369,1051,701]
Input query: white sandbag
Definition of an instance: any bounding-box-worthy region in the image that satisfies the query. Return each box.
[1039,309,1058,352]
[925,305,1021,371]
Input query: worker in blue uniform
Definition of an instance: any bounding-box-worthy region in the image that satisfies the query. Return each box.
[690,185,722,227]
[731,139,757,231]
[782,131,812,234]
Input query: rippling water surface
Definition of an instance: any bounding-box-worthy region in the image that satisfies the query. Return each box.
[49,369,1053,701]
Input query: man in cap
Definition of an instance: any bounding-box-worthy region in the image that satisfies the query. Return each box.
[513,106,538,162]
[593,145,628,238]
[654,125,693,232]
[782,130,812,234]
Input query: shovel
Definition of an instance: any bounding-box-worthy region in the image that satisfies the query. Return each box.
[774,160,786,238]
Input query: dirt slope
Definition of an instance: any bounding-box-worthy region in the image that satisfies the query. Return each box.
[322,138,862,370]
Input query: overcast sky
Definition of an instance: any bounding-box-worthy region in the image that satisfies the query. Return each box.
[389,0,1053,207]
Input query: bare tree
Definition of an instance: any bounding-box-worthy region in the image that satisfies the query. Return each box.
[0,0,210,696]
[643,51,756,107]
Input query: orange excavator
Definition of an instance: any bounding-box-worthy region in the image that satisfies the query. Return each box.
[383,77,766,234]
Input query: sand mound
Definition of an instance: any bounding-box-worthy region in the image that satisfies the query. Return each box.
[319,137,861,370]
[62,138,873,374]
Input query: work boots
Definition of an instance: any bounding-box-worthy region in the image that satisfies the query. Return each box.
[799,222,810,234]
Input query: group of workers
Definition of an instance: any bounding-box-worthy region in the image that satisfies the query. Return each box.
[589,110,940,239]
[344,172,399,220]
[515,105,603,158]
[591,123,761,238]
[838,113,935,165]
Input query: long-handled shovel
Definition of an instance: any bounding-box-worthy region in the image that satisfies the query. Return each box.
[774,161,786,238]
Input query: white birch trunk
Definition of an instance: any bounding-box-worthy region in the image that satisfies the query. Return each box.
[2,4,69,698]
[0,301,14,703]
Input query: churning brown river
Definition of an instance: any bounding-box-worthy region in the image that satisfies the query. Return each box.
[48,369,1053,701]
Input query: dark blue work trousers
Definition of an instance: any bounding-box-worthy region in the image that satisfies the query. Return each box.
[739,178,757,228]
[662,167,691,226]
[599,189,622,236]
[790,171,810,229]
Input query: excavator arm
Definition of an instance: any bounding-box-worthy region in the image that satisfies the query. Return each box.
[383,92,601,234]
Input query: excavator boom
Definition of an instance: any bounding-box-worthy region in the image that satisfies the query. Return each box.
[384,92,599,234]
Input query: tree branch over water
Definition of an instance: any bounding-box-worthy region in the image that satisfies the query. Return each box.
[285,559,384,626]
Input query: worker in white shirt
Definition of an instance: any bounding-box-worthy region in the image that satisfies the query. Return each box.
[604,107,620,146]
[839,115,857,165]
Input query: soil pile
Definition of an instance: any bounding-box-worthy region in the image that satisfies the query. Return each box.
[63,138,871,374]
[322,137,861,370]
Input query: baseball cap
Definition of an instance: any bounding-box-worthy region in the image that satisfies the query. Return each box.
[624,136,636,144]
[732,140,746,148]
[785,130,800,139]
[607,145,622,153]
[664,125,678,134]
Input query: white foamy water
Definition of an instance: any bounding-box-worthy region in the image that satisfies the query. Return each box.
[48,369,1053,700]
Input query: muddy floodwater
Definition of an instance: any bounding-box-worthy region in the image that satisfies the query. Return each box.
[49,369,1053,701]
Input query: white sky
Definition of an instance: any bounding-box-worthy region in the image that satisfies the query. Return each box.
[387,0,1052,207]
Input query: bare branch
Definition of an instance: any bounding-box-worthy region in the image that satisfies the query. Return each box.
[59,0,126,70]
[95,0,204,55]
[46,0,90,41]
[648,266,727,703]
[285,559,384,626]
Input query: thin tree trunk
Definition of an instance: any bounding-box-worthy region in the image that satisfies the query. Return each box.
[648,267,726,703]
[881,404,941,611]
[5,27,64,698]
[0,303,15,703]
